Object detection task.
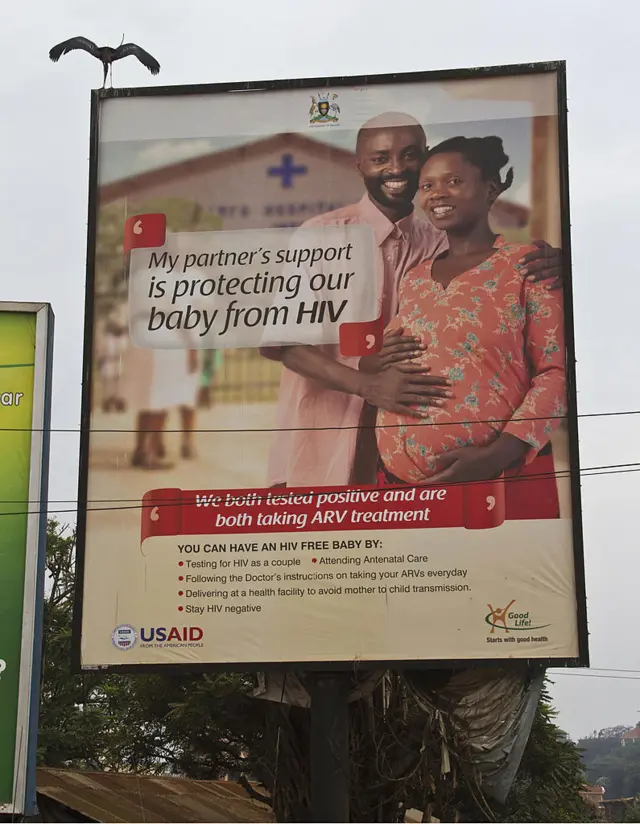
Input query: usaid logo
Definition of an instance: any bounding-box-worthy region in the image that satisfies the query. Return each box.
[111,624,137,651]
[140,626,204,643]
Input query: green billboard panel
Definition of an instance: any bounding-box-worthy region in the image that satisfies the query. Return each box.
[0,303,53,815]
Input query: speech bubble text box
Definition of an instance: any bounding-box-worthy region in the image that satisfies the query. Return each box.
[128,223,379,350]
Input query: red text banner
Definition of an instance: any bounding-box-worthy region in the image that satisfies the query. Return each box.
[140,478,515,545]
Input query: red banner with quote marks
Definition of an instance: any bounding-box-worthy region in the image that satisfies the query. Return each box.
[140,482,491,545]
[140,454,560,545]
[140,466,555,546]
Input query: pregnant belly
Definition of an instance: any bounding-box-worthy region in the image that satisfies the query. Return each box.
[376,391,517,483]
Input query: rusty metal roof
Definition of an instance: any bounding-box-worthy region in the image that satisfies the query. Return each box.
[36,767,274,823]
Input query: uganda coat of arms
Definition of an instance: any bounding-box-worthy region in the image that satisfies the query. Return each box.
[309,93,340,124]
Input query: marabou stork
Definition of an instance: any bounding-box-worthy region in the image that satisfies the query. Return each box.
[49,36,160,87]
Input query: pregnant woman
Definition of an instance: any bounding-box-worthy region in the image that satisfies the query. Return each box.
[375,135,567,489]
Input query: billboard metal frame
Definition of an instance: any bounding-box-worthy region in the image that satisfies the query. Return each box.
[73,61,589,674]
[0,302,54,816]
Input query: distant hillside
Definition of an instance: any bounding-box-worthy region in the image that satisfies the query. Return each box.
[578,726,640,798]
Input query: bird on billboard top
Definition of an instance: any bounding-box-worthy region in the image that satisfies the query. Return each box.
[48,35,160,88]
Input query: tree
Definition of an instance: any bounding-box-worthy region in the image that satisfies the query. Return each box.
[501,688,598,822]
[38,520,107,768]
[248,674,595,823]
[579,726,633,766]
[586,745,640,800]
[625,801,640,823]
[38,519,262,775]
[579,726,640,800]
[39,521,595,823]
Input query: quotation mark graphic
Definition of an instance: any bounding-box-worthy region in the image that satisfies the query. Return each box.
[486,496,496,511]
[150,507,160,522]
[339,316,384,357]
[0,659,6,679]
[123,213,167,256]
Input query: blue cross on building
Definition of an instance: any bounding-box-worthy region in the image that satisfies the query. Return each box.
[268,153,308,189]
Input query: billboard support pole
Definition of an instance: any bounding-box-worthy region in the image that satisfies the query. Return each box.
[310,672,350,822]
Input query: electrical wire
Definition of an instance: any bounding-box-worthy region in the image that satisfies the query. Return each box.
[0,459,639,517]
[1,407,640,434]
[6,459,640,505]
[548,671,640,681]
[571,668,640,674]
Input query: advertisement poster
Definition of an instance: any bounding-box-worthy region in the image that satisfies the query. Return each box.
[76,63,587,670]
[0,303,52,815]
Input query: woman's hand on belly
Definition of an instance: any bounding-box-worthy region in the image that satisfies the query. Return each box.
[360,364,452,418]
[428,433,530,484]
[359,327,424,374]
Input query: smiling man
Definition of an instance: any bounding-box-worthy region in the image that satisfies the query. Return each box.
[260,112,563,488]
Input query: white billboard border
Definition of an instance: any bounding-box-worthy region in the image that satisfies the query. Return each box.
[73,61,589,674]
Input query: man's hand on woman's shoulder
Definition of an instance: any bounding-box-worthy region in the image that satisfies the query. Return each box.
[518,239,563,291]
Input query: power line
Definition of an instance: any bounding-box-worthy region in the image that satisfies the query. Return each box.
[22,460,640,503]
[6,460,638,504]
[552,668,640,675]
[3,460,640,506]
[2,407,640,434]
[549,671,640,682]
[1,459,639,517]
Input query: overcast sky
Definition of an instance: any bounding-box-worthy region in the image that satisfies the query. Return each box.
[4,0,638,741]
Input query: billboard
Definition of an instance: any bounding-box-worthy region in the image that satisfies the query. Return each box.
[74,62,587,671]
[0,303,53,815]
